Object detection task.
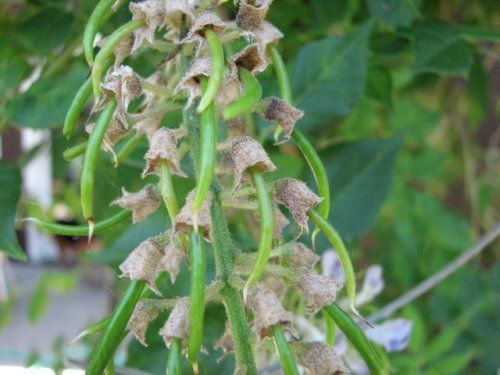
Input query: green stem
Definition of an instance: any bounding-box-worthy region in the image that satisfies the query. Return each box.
[324,304,385,375]
[167,337,182,375]
[104,359,116,375]
[86,280,145,375]
[211,199,258,374]
[115,132,142,164]
[272,324,300,375]
[160,161,180,222]
[63,141,88,160]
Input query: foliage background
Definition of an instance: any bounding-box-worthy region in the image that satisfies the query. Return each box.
[0,0,499,374]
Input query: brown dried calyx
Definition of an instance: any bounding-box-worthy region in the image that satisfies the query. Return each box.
[111,184,161,223]
[295,269,342,314]
[260,97,304,143]
[157,239,185,283]
[273,178,322,238]
[127,299,161,346]
[176,56,212,108]
[228,44,268,77]
[174,190,213,241]
[119,238,163,295]
[130,0,166,51]
[229,135,276,192]
[293,341,347,375]
[165,0,195,36]
[253,21,283,51]
[236,0,273,31]
[142,127,187,178]
[114,33,135,68]
[100,65,142,125]
[159,297,190,347]
[247,285,292,339]
[272,201,289,240]
[181,11,225,51]
[279,241,320,269]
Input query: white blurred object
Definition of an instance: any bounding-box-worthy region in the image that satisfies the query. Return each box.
[0,366,83,375]
[365,319,413,352]
[321,249,346,284]
[21,129,58,263]
[355,265,384,307]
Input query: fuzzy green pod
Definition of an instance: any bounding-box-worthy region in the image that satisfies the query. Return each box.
[197,29,224,113]
[223,67,262,120]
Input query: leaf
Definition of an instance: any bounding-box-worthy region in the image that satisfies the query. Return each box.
[468,52,488,129]
[413,20,473,75]
[317,135,402,242]
[420,325,465,361]
[366,64,393,106]
[6,63,88,129]
[426,349,476,374]
[44,271,79,294]
[27,283,49,324]
[367,0,421,27]
[290,21,373,132]
[0,44,30,98]
[0,161,26,261]
[15,7,74,56]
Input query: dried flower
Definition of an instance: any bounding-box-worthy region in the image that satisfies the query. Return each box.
[260,97,303,143]
[253,21,283,51]
[181,11,225,51]
[273,178,321,237]
[119,238,163,295]
[111,184,161,223]
[130,0,166,51]
[176,56,212,107]
[174,189,213,241]
[281,241,320,269]
[127,299,160,346]
[142,127,187,178]
[236,0,273,31]
[272,201,289,239]
[159,297,190,346]
[228,44,268,77]
[247,285,292,339]
[114,33,135,68]
[230,135,276,192]
[296,270,342,313]
[294,341,347,375]
[157,239,185,283]
[165,0,195,36]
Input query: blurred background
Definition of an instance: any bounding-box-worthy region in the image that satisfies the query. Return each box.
[0,0,499,374]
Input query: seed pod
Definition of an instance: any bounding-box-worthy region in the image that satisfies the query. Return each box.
[293,341,347,375]
[181,11,225,51]
[273,178,321,237]
[127,299,160,346]
[119,238,163,295]
[174,190,213,241]
[129,0,166,51]
[254,21,283,51]
[281,241,320,269]
[236,0,273,31]
[99,65,142,124]
[260,97,303,143]
[111,184,161,223]
[272,201,290,240]
[159,297,190,347]
[157,239,185,283]
[176,56,211,108]
[142,127,187,178]
[247,285,292,339]
[230,135,276,192]
[295,270,341,314]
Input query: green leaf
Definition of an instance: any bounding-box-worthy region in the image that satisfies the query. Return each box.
[290,21,373,131]
[426,349,475,374]
[420,325,465,361]
[468,52,488,129]
[317,135,402,242]
[366,64,393,106]
[27,283,49,324]
[0,161,26,261]
[7,63,88,129]
[413,20,473,75]
[44,271,79,294]
[0,44,30,98]
[15,7,74,56]
[367,0,421,27]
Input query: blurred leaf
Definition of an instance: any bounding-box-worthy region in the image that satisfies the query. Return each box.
[7,63,88,129]
[413,20,473,75]
[290,21,373,131]
[0,161,26,261]
[366,64,393,106]
[367,0,421,27]
[420,324,466,361]
[318,135,402,242]
[426,349,475,374]
[15,7,74,56]
[468,52,488,129]
[27,283,49,324]
[44,271,79,293]
[0,44,30,98]
[0,294,14,329]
